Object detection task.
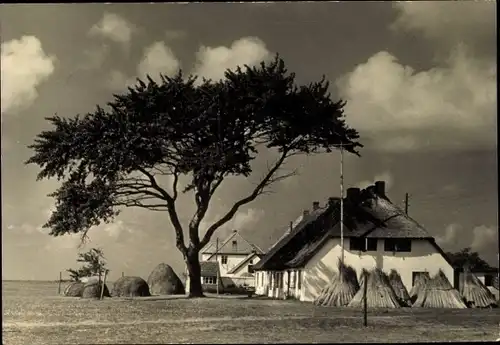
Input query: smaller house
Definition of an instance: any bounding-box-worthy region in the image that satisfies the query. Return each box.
[186,230,264,293]
[199,261,223,293]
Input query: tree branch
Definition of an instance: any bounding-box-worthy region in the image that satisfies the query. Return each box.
[198,151,290,249]
[138,168,188,254]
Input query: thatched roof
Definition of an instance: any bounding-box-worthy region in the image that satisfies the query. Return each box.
[348,268,402,308]
[81,281,110,299]
[462,272,497,308]
[147,263,185,295]
[64,282,85,297]
[412,270,467,309]
[409,271,430,303]
[255,182,453,272]
[314,260,359,307]
[389,269,411,307]
[112,276,151,297]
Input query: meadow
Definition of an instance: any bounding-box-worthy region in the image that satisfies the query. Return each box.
[3,280,500,344]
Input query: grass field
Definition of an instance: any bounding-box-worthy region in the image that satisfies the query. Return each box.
[3,281,500,344]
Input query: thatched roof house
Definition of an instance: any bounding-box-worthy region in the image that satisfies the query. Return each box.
[314,260,359,307]
[253,181,457,303]
[112,276,151,297]
[348,268,402,308]
[461,271,497,308]
[412,270,466,309]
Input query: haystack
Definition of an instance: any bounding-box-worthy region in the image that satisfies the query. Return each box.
[388,269,411,307]
[314,260,359,307]
[81,281,110,299]
[112,276,151,297]
[64,281,85,297]
[409,271,430,304]
[461,272,497,308]
[412,270,467,309]
[147,263,185,295]
[348,268,402,308]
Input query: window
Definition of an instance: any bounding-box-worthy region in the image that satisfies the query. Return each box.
[203,276,216,284]
[297,270,302,290]
[350,238,378,251]
[248,265,254,273]
[232,240,237,251]
[385,239,412,252]
[221,255,228,264]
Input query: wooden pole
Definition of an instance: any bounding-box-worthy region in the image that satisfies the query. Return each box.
[404,193,409,215]
[58,271,62,295]
[340,145,345,284]
[100,270,108,300]
[216,237,219,295]
[363,271,368,327]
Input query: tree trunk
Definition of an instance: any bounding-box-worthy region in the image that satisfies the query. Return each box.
[185,249,205,298]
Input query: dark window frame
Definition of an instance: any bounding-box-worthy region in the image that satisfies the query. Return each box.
[349,237,378,251]
[221,255,228,264]
[384,238,412,252]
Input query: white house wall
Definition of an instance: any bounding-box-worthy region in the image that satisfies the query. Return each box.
[200,253,249,276]
[301,238,454,303]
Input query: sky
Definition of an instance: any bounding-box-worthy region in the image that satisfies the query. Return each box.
[1,2,497,281]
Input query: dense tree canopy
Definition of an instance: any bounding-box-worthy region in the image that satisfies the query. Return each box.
[446,247,493,271]
[27,55,362,296]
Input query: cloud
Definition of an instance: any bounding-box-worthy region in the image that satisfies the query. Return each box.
[471,225,497,253]
[137,41,180,81]
[192,37,272,83]
[88,13,136,45]
[391,2,495,57]
[79,45,110,71]
[435,223,462,248]
[336,2,496,152]
[199,207,265,239]
[355,171,393,191]
[106,69,130,90]
[165,30,187,41]
[1,36,55,116]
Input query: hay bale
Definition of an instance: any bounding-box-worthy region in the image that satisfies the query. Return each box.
[389,269,411,307]
[314,260,359,307]
[147,263,185,295]
[409,271,430,304]
[81,281,110,299]
[462,272,497,308]
[412,270,467,309]
[112,276,151,297]
[64,282,85,297]
[348,268,402,308]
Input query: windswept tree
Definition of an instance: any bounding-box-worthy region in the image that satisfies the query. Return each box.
[446,247,493,271]
[66,248,107,281]
[27,55,362,297]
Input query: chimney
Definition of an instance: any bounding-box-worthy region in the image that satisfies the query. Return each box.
[303,209,310,217]
[375,181,386,196]
[312,201,320,211]
[346,187,361,201]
